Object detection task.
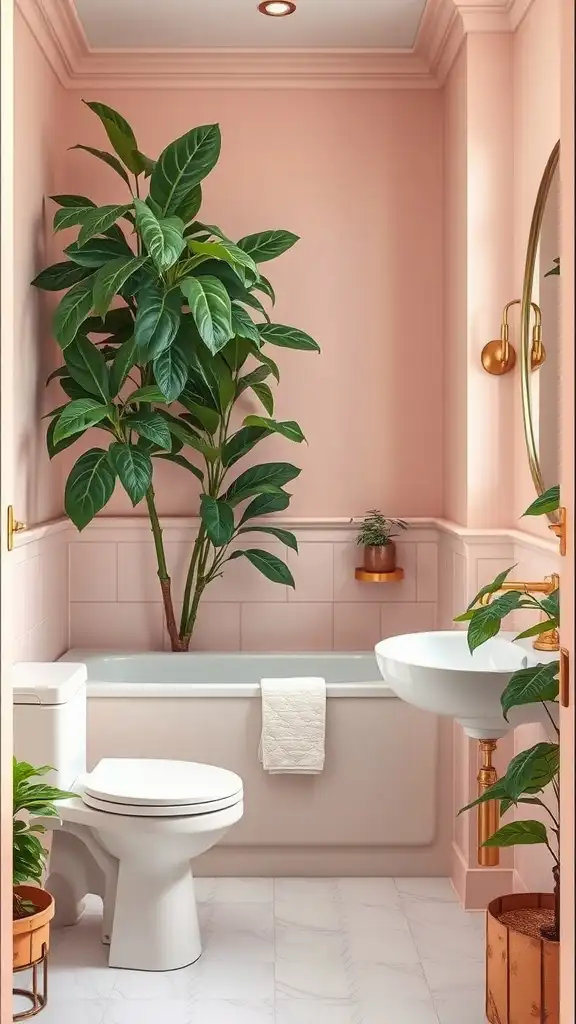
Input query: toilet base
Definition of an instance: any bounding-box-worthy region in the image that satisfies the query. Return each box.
[109,859,202,971]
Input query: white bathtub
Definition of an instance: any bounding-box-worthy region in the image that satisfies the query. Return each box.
[60,650,391,698]
[58,649,451,877]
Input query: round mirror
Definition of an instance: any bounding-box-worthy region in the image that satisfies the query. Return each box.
[520,141,560,524]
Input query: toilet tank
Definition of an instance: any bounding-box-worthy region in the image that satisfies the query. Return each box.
[13,663,88,791]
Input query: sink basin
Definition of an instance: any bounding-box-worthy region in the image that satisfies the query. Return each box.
[375,630,556,739]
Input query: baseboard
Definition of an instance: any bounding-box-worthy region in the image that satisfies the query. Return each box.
[195,845,452,878]
[451,842,515,910]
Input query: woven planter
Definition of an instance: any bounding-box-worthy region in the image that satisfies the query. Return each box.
[13,886,54,969]
[486,893,559,1024]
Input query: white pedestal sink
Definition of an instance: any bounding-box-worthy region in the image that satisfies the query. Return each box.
[375,630,557,739]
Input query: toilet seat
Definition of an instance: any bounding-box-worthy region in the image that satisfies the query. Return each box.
[79,758,243,818]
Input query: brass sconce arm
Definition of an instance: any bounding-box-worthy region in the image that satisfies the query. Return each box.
[481,300,544,375]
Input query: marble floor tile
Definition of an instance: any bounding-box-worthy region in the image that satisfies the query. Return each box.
[27,877,488,1023]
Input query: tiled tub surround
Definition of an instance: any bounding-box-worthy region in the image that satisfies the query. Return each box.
[67,519,440,652]
[14,878,486,1024]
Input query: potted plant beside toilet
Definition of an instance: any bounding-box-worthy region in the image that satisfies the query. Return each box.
[13,758,74,984]
[354,510,408,573]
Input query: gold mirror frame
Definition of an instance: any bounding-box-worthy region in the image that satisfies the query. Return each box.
[520,140,560,525]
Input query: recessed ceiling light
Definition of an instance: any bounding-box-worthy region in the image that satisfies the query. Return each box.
[258,1,297,17]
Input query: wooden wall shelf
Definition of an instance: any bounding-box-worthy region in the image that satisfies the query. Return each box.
[354,567,404,584]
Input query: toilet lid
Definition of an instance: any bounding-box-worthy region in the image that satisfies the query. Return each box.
[80,758,243,811]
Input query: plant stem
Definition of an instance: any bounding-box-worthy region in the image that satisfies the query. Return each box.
[145,486,181,651]
[542,700,560,737]
[180,525,207,637]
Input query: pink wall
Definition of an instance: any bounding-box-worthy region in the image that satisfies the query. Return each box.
[13,7,67,525]
[54,87,444,519]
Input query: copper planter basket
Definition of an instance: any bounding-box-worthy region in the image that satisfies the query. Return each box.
[13,887,54,1020]
[486,893,559,1024]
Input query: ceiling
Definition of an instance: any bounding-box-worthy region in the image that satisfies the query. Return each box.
[72,0,428,50]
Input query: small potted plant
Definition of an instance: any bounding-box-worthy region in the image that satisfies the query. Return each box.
[13,758,75,972]
[353,509,408,573]
[455,484,561,1024]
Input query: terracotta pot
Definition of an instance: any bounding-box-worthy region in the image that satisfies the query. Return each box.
[486,893,559,1024]
[363,542,396,573]
[13,886,54,969]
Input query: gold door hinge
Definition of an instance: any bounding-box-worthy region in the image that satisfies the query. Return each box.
[7,505,26,551]
[560,648,570,708]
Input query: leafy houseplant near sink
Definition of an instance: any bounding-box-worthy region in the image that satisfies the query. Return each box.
[33,101,320,651]
[456,485,561,1024]
[353,510,408,573]
[13,758,74,1008]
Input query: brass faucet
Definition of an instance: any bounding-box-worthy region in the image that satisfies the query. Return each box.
[479,572,559,652]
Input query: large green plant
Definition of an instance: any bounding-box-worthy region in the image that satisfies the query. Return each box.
[455,484,561,941]
[13,759,74,919]
[33,102,320,651]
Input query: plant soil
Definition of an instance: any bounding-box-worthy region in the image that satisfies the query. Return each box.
[497,907,556,941]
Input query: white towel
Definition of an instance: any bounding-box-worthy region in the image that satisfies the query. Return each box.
[258,677,326,774]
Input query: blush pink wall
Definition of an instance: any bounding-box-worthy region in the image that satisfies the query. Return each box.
[54,87,444,519]
[13,6,67,524]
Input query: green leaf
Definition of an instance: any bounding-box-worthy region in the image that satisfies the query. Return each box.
[65,236,133,268]
[250,381,274,416]
[200,495,235,547]
[253,274,276,305]
[237,365,272,394]
[125,385,166,404]
[124,410,171,451]
[83,308,134,336]
[65,336,110,402]
[65,448,117,530]
[225,462,301,507]
[222,426,270,469]
[249,343,280,382]
[150,124,221,216]
[159,413,220,461]
[93,255,148,318]
[180,275,233,355]
[515,620,559,641]
[154,452,203,482]
[540,590,560,621]
[243,416,305,443]
[259,323,320,352]
[174,184,202,224]
[60,377,94,401]
[179,396,220,434]
[504,742,559,801]
[523,486,560,517]
[83,101,145,175]
[50,194,97,209]
[237,230,299,263]
[77,205,131,247]
[482,820,549,848]
[110,337,137,396]
[54,206,93,233]
[500,662,560,720]
[153,343,189,403]
[465,565,518,612]
[31,261,91,291]
[239,490,291,523]
[458,776,512,815]
[108,443,152,505]
[53,276,95,349]
[230,548,295,587]
[134,285,181,359]
[467,591,524,652]
[53,399,112,443]
[545,258,560,277]
[188,239,258,278]
[238,526,298,552]
[133,198,186,272]
[70,144,132,186]
[231,304,260,343]
[46,417,84,459]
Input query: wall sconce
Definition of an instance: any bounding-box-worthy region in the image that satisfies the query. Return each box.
[481,300,544,375]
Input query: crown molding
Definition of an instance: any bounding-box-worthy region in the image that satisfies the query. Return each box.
[16,0,537,91]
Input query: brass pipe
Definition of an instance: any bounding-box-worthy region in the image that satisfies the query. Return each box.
[477,740,500,867]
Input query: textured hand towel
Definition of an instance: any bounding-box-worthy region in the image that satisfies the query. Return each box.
[258,677,326,774]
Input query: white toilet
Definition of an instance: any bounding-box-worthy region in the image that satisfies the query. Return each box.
[12,662,244,972]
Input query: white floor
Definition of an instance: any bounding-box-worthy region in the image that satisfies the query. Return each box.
[14,878,487,1024]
